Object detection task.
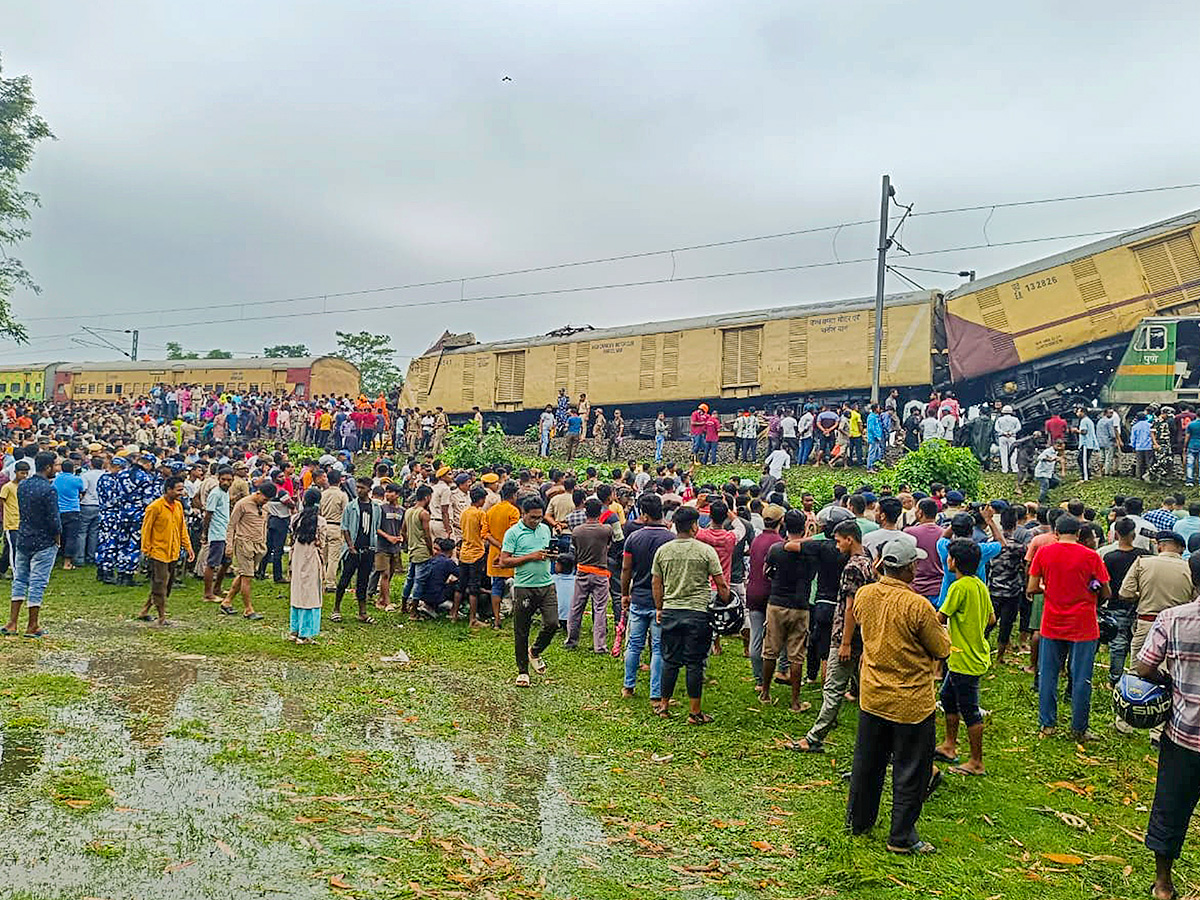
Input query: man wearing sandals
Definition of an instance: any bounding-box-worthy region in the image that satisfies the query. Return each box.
[219,481,276,621]
[3,451,59,639]
[499,496,557,687]
[845,540,950,855]
[651,506,730,725]
[136,475,194,626]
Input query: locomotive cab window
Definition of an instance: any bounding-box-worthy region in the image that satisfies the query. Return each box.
[1134,325,1167,352]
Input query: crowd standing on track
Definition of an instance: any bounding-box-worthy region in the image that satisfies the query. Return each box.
[0,385,1198,896]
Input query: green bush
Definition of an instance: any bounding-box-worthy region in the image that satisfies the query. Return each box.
[890,439,982,498]
[440,421,520,470]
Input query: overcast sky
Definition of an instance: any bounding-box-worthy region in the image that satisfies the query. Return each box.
[3,0,1199,367]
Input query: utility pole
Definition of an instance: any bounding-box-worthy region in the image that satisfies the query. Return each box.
[126,329,138,361]
[870,175,893,405]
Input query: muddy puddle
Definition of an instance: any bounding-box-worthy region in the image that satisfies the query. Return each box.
[0,673,326,900]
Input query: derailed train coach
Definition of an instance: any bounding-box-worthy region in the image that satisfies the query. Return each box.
[401,291,941,434]
[403,208,1200,430]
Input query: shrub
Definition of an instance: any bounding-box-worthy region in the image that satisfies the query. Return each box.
[440,421,520,470]
[890,439,982,498]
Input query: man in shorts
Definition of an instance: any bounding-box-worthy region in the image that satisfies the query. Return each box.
[137,475,194,626]
[759,510,815,712]
[220,481,275,620]
[374,482,404,611]
[202,466,233,600]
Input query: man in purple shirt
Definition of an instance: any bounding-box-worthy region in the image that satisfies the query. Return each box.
[903,498,946,604]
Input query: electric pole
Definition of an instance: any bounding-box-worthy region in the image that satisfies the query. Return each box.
[128,329,138,361]
[870,175,893,405]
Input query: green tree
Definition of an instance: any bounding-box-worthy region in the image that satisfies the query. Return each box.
[204,348,233,359]
[263,343,309,358]
[333,331,403,395]
[0,55,54,342]
[165,341,199,360]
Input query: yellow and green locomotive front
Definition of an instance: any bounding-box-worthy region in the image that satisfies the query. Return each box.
[1100,317,1199,405]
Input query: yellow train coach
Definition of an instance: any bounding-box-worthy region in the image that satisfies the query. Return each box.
[944,208,1200,403]
[401,290,940,429]
[52,356,360,401]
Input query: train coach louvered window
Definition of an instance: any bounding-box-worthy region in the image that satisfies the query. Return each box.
[1134,232,1200,308]
[721,326,762,388]
[494,350,526,404]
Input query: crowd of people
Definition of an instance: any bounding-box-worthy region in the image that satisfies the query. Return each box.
[535,390,1200,499]
[0,385,1198,897]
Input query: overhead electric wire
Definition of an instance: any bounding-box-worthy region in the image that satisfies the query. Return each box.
[18,181,1200,327]
[92,227,1127,336]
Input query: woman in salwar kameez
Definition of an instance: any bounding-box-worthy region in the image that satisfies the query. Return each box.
[288,488,326,644]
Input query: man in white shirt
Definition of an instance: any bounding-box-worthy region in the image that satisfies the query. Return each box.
[797,409,815,465]
[920,413,941,443]
[764,446,791,481]
[994,406,1022,473]
[780,410,798,461]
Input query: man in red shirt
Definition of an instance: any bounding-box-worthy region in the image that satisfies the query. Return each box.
[690,404,709,461]
[1044,412,1068,446]
[1028,515,1110,740]
[697,499,737,652]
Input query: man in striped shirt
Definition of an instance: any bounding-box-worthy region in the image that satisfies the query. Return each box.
[1137,594,1200,900]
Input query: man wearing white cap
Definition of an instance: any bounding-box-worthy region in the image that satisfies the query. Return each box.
[845,538,950,856]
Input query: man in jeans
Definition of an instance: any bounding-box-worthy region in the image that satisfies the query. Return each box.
[1028,515,1110,740]
[3,451,60,638]
[1100,517,1149,684]
[499,496,557,687]
[565,498,614,652]
[54,459,86,570]
[620,494,673,704]
[651,506,730,724]
[80,453,104,566]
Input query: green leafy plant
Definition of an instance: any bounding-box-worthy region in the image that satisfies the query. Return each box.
[890,439,982,498]
[440,421,519,470]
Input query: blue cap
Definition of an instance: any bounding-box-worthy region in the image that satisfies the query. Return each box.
[141,453,158,467]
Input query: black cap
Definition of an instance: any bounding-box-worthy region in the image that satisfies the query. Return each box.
[1156,530,1186,547]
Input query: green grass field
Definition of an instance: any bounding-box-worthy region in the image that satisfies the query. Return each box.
[0,464,1195,899]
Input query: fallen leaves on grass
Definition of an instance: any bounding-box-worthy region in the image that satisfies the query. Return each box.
[750,840,774,852]
[329,874,352,889]
[1040,852,1084,866]
[1046,780,1091,797]
[294,816,328,824]
[214,839,236,859]
[1114,823,1146,843]
[61,799,93,809]
[164,860,196,874]
[1026,806,1093,832]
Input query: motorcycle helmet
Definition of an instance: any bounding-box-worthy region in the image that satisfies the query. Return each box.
[1112,673,1171,730]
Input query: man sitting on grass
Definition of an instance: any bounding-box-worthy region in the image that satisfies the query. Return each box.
[934,539,993,776]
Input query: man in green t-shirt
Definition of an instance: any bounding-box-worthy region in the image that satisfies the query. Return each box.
[651,506,730,724]
[499,496,556,687]
[935,539,995,776]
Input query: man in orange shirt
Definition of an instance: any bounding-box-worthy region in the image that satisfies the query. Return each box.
[480,481,520,629]
[137,476,194,625]
[454,485,488,626]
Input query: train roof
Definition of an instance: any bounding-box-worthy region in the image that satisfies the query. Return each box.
[424,290,937,356]
[944,207,1200,299]
[57,357,333,373]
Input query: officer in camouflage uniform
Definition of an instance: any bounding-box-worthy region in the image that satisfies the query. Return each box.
[112,453,158,586]
[94,456,126,584]
[1146,405,1178,483]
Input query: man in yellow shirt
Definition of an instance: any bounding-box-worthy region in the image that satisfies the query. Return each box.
[137,476,194,625]
[847,402,865,467]
[454,486,488,626]
[0,461,28,576]
[481,481,521,629]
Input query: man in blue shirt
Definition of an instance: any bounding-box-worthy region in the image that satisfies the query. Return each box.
[1186,416,1200,486]
[54,459,86,570]
[565,408,584,462]
[1131,413,1154,479]
[935,510,1004,608]
[4,452,60,638]
[866,404,885,472]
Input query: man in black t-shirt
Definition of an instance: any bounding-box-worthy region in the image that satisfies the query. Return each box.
[760,510,817,711]
[1101,516,1151,684]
